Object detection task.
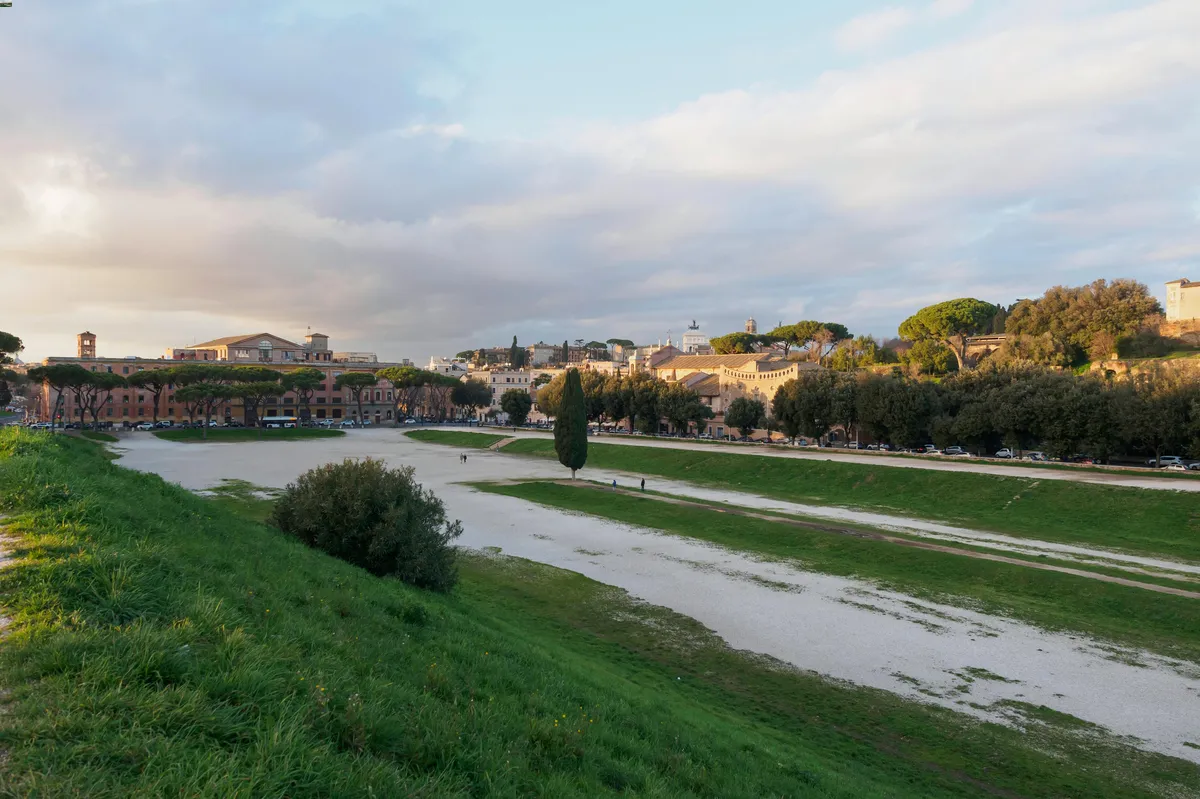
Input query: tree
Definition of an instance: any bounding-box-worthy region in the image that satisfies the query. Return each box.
[532,373,553,388]
[232,381,282,436]
[281,367,325,422]
[1006,279,1161,364]
[902,339,958,376]
[377,366,428,421]
[606,338,635,350]
[827,336,883,371]
[898,298,997,370]
[657,383,713,436]
[561,340,569,365]
[500,388,533,427]
[508,336,525,369]
[553,369,588,478]
[534,372,566,418]
[426,374,460,421]
[28,363,89,430]
[334,371,378,427]
[709,332,762,354]
[0,331,22,409]
[127,368,175,425]
[83,372,127,430]
[627,373,661,434]
[724,397,765,438]
[175,383,234,439]
[452,378,492,420]
[454,350,476,360]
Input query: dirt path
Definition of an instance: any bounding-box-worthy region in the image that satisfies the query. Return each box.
[488,437,518,450]
[562,481,1200,600]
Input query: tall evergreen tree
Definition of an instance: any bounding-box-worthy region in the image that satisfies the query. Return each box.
[554,368,588,478]
[509,336,523,368]
[561,339,569,364]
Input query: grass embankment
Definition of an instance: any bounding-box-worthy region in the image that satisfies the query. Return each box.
[477,481,1200,665]
[406,429,511,449]
[1,432,1196,796]
[153,427,345,443]
[470,436,1200,563]
[80,430,118,443]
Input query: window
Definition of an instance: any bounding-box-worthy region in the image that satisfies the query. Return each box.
[386,410,393,420]
[284,409,294,416]
[332,409,342,419]
[107,408,113,417]
[122,366,129,374]
[137,408,144,417]
[138,395,145,403]
[332,397,341,404]
[316,395,325,403]
[106,396,113,404]
[386,390,393,400]
[316,409,326,419]
[106,366,112,373]
[374,391,381,401]
[123,396,129,404]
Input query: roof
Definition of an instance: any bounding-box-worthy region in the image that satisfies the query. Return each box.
[682,373,722,396]
[654,353,776,370]
[188,333,305,350]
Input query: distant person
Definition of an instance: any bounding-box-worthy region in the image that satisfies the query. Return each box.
[640,478,645,492]
[611,479,617,491]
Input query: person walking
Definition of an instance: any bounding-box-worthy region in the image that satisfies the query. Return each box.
[640,478,645,492]
[611,479,617,491]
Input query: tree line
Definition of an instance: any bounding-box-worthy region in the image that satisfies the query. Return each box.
[531,369,714,435]
[769,364,1200,461]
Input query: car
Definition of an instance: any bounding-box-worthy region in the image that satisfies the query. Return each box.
[283,422,296,429]
[1187,462,1200,471]
[153,420,173,428]
[339,419,356,428]
[403,418,418,425]
[1149,455,1186,468]
[135,422,154,431]
[1165,463,1189,472]
[944,446,969,456]
[1024,451,1049,462]
[29,422,52,430]
[847,441,861,449]
[923,448,943,455]
[994,448,1015,459]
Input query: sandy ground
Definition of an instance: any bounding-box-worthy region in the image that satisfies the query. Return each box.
[112,430,1200,763]
[500,429,1200,492]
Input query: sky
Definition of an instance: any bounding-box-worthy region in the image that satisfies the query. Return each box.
[2,0,1198,363]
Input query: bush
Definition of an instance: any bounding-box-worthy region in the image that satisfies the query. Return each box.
[271,458,463,592]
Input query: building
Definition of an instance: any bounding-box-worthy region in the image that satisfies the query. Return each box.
[428,357,470,376]
[527,342,560,367]
[166,332,334,363]
[680,321,711,354]
[650,352,819,437]
[745,317,758,335]
[77,331,96,359]
[332,352,382,364]
[36,331,409,426]
[1166,278,1200,322]
[473,369,533,408]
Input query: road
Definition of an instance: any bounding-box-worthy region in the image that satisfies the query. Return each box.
[489,428,1200,492]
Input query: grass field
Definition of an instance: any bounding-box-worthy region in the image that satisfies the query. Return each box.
[413,432,1200,563]
[153,427,345,442]
[407,429,510,449]
[80,430,118,443]
[477,481,1200,666]
[0,429,1195,796]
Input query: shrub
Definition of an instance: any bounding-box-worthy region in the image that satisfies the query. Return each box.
[271,458,463,591]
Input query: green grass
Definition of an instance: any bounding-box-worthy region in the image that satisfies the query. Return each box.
[456,435,1200,563]
[1,431,1197,796]
[80,430,118,443]
[153,427,346,442]
[406,429,511,449]
[476,481,1200,665]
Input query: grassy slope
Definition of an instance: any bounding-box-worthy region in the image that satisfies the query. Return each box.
[478,481,1200,665]
[482,437,1200,562]
[1,433,1195,796]
[80,430,119,443]
[406,429,510,449]
[153,427,345,442]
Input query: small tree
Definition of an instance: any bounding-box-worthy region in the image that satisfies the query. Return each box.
[500,388,533,427]
[554,368,588,478]
[232,382,281,437]
[28,363,90,430]
[281,367,325,422]
[271,458,463,592]
[334,371,378,427]
[0,331,23,409]
[83,372,127,430]
[452,377,493,421]
[127,368,175,425]
[725,397,765,438]
[175,384,234,439]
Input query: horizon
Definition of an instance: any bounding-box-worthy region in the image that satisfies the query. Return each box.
[3,0,1198,362]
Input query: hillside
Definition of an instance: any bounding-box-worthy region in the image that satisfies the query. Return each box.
[0,429,1195,797]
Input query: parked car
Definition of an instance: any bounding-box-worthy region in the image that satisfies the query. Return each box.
[1148,455,1186,468]
[135,422,154,431]
[944,446,969,456]
[1165,463,1189,472]
[994,448,1015,459]
[29,422,52,430]
[153,420,172,429]
[1024,452,1049,462]
[1187,462,1200,471]
[923,448,943,455]
[339,419,357,428]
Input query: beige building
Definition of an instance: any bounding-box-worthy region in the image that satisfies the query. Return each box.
[166,332,334,364]
[651,352,820,437]
[1166,278,1200,322]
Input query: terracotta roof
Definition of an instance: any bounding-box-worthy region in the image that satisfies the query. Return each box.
[188,333,305,350]
[654,353,776,370]
[683,373,722,396]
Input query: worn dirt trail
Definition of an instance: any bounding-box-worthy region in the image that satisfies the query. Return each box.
[554,481,1200,599]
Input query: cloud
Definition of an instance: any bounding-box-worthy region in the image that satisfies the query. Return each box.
[834,7,916,52]
[2,0,1199,362]
[928,0,974,20]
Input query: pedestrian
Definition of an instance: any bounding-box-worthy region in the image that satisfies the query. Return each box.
[640,478,645,492]
[611,479,617,491]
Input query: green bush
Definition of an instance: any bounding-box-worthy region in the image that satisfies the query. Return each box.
[271,458,463,591]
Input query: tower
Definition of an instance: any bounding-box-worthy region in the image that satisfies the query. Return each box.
[77,331,96,359]
[745,317,758,335]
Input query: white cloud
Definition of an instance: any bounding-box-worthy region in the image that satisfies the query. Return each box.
[834,7,915,52]
[928,0,974,20]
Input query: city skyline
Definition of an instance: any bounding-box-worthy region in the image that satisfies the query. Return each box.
[3,0,1199,362]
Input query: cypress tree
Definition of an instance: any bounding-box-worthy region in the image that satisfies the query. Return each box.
[509,336,522,368]
[554,368,588,479]
[561,339,569,364]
